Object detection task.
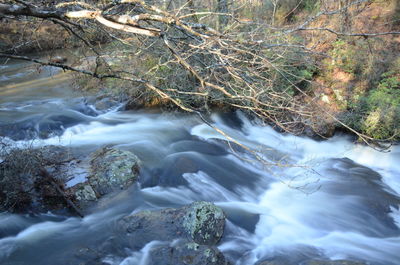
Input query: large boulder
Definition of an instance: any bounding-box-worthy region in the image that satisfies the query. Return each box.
[148,241,229,265]
[118,201,226,249]
[68,147,142,210]
[88,147,141,196]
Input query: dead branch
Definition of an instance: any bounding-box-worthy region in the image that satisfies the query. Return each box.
[39,168,84,218]
[0,0,398,149]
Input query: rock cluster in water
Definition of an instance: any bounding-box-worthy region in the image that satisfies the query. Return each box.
[114,201,228,265]
[71,147,141,209]
[1,145,230,264]
[118,201,225,248]
[0,145,140,214]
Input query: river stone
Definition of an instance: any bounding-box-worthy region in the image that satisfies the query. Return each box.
[256,257,292,265]
[118,201,225,249]
[147,241,229,265]
[88,147,141,195]
[182,201,225,245]
[74,184,97,202]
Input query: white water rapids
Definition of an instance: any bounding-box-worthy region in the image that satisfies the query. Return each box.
[0,58,399,265]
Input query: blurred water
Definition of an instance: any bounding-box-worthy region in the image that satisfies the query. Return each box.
[0,58,399,265]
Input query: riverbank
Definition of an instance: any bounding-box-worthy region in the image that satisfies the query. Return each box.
[1,1,399,143]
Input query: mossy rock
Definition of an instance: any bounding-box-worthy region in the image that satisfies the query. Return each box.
[183,201,226,245]
[88,147,141,195]
[118,201,226,249]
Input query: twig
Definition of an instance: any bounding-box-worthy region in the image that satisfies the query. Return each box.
[39,168,84,218]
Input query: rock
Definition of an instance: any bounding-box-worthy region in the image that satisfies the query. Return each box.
[256,261,290,265]
[148,241,229,265]
[67,146,142,210]
[182,201,226,245]
[93,97,120,112]
[257,258,367,265]
[0,116,42,140]
[49,56,67,64]
[73,184,98,205]
[118,201,225,249]
[302,260,367,265]
[303,116,336,139]
[88,147,141,196]
[256,257,293,265]
[73,55,122,72]
[0,145,142,215]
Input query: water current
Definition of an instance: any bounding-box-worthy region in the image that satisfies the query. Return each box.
[0,57,399,265]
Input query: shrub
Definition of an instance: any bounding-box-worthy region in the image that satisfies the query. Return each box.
[361,71,400,139]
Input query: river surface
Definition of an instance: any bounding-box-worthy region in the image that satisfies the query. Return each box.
[0,58,400,265]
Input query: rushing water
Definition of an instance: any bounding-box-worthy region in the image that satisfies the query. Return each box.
[1,58,400,265]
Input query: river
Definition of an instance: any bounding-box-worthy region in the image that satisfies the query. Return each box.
[0,57,399,265]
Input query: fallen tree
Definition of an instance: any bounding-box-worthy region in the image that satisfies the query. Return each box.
[1,0,398,146]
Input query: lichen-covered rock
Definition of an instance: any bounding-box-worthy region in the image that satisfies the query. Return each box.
[88,147,141,195]
[118,201,225,249]
[147,241,229,265]
[183,201,225,245]
[74,184,97,204]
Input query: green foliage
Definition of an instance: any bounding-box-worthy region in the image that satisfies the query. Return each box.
[301,0,321,13]
[329,39,359,74]
[362,71,400,139]
[345,71,400,140]
[367,72,400,108]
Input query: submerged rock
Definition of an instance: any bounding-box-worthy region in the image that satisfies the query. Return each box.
[75,203,228,264]
[148,241,229,265]
[257,258,367,265]
[256,257,293,265]
[302,260,367,265]
[88,147,141,196]
[118,201,225,249]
